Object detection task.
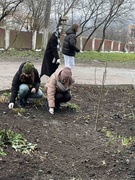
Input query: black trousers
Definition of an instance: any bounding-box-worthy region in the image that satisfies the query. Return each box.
[55,91,71,107]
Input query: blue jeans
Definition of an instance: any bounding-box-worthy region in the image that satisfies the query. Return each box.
[18,84,43,99]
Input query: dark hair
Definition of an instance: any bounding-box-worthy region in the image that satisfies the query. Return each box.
[72,24,79,32]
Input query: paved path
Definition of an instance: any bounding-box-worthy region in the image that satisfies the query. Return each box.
[0,60,135,91]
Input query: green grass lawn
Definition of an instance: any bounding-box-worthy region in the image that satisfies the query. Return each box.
[0,50,135,63]
[76,51,135,63]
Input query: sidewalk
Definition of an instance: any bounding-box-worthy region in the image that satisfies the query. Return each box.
[0,60,135,91]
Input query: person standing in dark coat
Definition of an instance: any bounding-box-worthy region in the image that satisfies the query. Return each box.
[8,62,43,109]
[62,24,83,69]
[40,26,63,77]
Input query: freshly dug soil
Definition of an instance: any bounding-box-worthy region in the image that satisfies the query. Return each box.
[0,84,135,180]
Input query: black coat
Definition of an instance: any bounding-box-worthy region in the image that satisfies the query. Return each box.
[10,62,41,103]
[62,28,80,56]
[40,33,60,77]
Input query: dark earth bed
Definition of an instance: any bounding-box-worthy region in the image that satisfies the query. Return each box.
[0,84,135,180]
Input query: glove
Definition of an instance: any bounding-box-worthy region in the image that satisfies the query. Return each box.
[49,108,54,115]
[52,59,56,63]
[8,102,14,109]
[80,50,83,53]
[56,59,61,64]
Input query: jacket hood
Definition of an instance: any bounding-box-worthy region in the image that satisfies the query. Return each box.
[46,68,73,84]
[53,68,65,80]
[66,28,76,35]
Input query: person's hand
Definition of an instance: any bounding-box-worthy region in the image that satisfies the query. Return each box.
[8,102,14,109]
[31,88,36,93]
[80,50,83,53]
[56,59,61,64]
[49,108,54,114]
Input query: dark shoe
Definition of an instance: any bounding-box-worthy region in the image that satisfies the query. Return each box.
[17,98,26,108]
[55,104,61,111]
[23,97,30,106]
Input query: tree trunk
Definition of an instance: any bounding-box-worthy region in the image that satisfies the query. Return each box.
[42,0,52,50]
[97,27,106,52]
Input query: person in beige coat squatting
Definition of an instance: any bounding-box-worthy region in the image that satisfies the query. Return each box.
[45,67,75,114]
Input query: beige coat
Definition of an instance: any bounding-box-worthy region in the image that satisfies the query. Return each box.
[44,68,75,108]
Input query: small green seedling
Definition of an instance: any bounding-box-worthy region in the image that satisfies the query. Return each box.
[67,102,80,111]
[12,108,25,114]
[0,129,37,155]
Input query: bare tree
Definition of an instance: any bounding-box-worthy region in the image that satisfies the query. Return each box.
[97,0,133,52]
[42,0,78,50]
[0,0,24,22]
[1,0,135,52]
[76,0,106,49]
[70,0,134,51]
[52,0,78,26]
[24,0,47,32]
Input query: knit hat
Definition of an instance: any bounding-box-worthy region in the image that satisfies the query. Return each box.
[60,67,72,80]
[22,62,34,74]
